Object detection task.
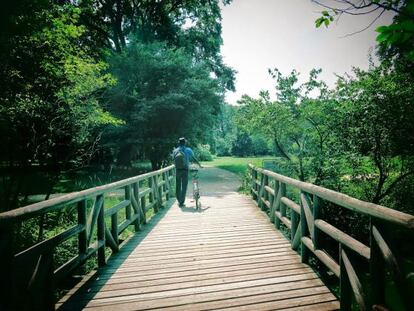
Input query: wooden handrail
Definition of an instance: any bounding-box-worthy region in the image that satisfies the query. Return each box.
[248,164,414,311]
[0,165,176,311]
[0,165,174,223]
[248,164,414,229]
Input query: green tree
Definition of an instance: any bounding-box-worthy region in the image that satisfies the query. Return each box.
[213,103,237,156]
[77,0,235,90]
[312,1,414,212]
[82,0,235,167]
[237,69,339,183]
[0,3,120,210]
[231,133,254,157]
[106,39,222,169]
[251,134,271,156]
[334,65,414,206]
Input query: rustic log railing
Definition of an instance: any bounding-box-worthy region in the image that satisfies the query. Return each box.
[249,164,414,311]
[0,165,175,311]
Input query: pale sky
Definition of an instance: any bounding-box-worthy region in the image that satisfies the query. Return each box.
[220,0,395,105]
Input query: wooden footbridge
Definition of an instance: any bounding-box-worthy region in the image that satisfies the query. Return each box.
[0,166,413,311]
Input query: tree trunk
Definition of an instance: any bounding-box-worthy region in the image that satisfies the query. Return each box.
[298,155,305,182]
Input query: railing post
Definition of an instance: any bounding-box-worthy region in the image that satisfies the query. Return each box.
[133,182,141,231]
[312,195,321,249]
[23,250,55,311]
[251,168,258,200]
[149,177,157,213]
[168,169,174,198]
[154,174,163,209]
[125,185,132,221]
[300,192,309,263]
[369,219,385,308]
[280,183,286,219]
[97,194,106,267]
[291,207,298,246]
[257,172,265,208]
[269,180,279,223]
[163,172,169,201]
[274,182,281,229]
[111,211,119,247]
[339,244,352,311]
[275,182,285,229]
[78,200,88,260]
[261,174,269,211]
[141,181,147,224]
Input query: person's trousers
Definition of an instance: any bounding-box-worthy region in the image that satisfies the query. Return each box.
[176,169,189,204]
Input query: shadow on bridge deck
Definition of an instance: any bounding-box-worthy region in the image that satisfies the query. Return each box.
[57,198,176,310]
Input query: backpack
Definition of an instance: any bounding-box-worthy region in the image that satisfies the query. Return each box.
[174,148,187,169]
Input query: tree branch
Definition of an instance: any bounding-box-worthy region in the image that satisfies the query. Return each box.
[378,170,414,202]
[274,136,292,162]
[339,8,386,38]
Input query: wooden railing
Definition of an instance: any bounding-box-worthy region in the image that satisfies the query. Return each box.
[0,165,175,311]
[249,164,414,311]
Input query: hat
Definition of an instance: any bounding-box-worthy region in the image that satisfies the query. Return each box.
[178,137,186,144]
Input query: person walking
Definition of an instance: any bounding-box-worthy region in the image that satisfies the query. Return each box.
[172,137,202,207]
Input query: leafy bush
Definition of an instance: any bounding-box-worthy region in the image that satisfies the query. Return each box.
[251,134,271,155]
[215,136,234,156]
[194,144,213,161]
[231,133,254,157]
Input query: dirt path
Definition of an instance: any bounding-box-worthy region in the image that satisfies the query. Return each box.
[186,166,241,197]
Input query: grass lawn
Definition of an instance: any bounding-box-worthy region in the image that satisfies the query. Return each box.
[202,156,279,177]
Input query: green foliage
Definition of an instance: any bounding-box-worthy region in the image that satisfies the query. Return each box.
[194,144,214,161]
[0,3,119,165]
[228,132,270,157]
[231,133,254,157]
[315,10,334,28]
[375,1,414,61]
[212,103,271,157]
[213,103,237,156]
[236,69,339,183]
[215,136,234,156]
[0,2,121,211]
[236,62,414,213]
[0,0,236,302]
[0,0,235,211]
[106,39,222,169]
[334,65,414,204]
[310,0,414,210]
[251,134,272,156]
[77,0,235,90]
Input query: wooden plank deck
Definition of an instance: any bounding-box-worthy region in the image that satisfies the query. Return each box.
[58,190,339,310]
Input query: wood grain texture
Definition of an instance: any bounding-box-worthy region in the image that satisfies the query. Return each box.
[58,191,338,310]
